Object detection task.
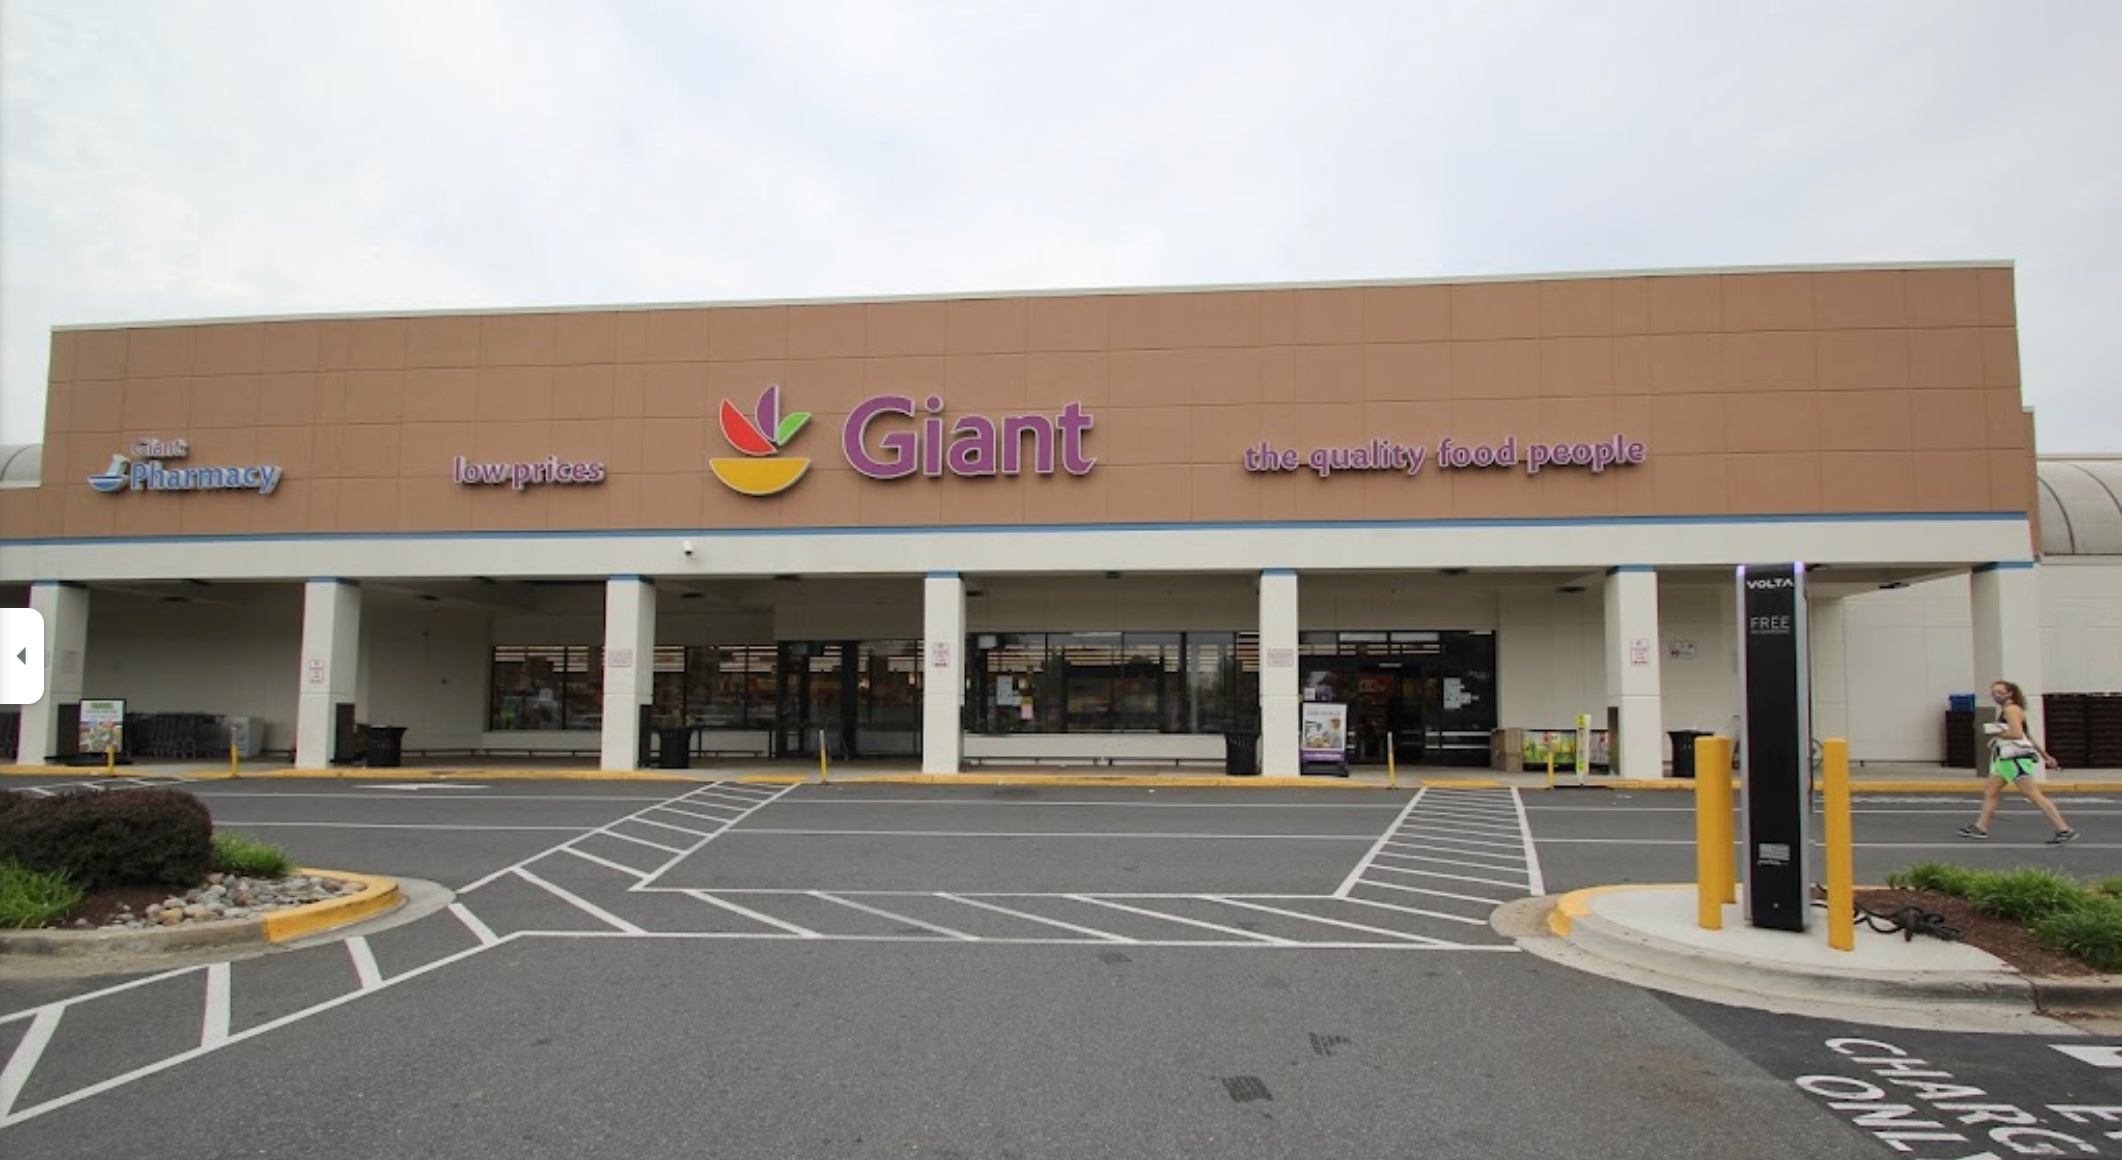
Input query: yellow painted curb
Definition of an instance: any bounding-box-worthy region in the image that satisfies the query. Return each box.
[1421,777,1506,788]
[261,868,400,943]
[231,767,715,783]
[834,773,1385,789]
[1547,883,1678,938]
[1,765,109,776]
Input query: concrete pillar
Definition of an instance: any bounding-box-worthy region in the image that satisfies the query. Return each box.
[17,583,89,764]
[1604,566,1664,778]
[1972,561,2043,739]
[922,573,966,773]
[1259,570,1300,776]
[1807,596,1850,751]
[600,577,657,771]
[295,579,361,770]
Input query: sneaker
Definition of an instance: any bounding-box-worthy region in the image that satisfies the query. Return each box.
[2046,829,2080,845]
[1957,824,1990,840]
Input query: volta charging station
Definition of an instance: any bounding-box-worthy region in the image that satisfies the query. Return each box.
[1694,562,1860,952]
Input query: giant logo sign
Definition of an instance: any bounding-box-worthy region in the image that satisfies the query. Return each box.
[710,385,1097,497]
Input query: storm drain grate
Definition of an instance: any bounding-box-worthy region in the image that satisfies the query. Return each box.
[1309,1033,1351,1057]
[1222,1076,1273,1103]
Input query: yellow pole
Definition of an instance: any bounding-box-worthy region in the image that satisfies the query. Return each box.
[1700,736,1735,905]
[818,729,829,784]
[1823,738,1854,952]
[231,744,240,779]
[1545,747,1555,791]
[105,744,115,777]
[1387,733,1397,790]
[1694,735,1723,930]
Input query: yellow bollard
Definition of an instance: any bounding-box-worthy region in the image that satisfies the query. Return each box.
[1387,733,1397,790]
[1694,735,1735,927]
[105,744,115,777]
[818,729,829,784]
[1545,749,1555,791]
[231,744,241,779]
[1823,738,1854,952]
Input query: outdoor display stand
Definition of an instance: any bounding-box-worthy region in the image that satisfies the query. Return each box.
[1299,698,1351,777]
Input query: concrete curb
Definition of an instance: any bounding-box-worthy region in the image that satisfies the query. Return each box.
[1527,885,2120,1022]
[0,867,400,958]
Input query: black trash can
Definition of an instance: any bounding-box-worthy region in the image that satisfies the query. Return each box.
[366,725,407,769]
[656,726,694,770]
[1224,730,1260,776]
[1667,730,1711,779]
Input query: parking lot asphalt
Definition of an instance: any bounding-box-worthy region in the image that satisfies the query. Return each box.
[2,776,2116,1159]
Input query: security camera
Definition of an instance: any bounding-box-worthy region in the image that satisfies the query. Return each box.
[681,540,695,557]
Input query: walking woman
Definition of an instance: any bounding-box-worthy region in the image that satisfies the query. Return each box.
[1959,680,2080,844]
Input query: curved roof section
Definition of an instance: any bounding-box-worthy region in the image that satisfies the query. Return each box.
[0,444,40,486]
[2040,458,2122,556]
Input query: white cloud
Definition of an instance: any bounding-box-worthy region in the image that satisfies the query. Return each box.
[3,0,2118,448]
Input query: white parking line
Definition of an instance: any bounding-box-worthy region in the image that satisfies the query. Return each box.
[1336,894,1492,927]
[1069,895,1294,945]
[687,891,819,937]
[725,828,1376,840]
[1382,839,1528,865]
[346,937,384,990]
[201,963,230,1049]
[813,892,976,940]
[1211,896,1457,947]
[450,903,500,947]
[775,799,1399,810]
[1390,826,1528,850]
[937,894,1133,942]
[1366,863,1530,892]
[1354,877,1513,906]
[598,830,686,855]
[515,868,645,934]
[1510,789,1546,895]
[560,845,654,879]
[1375,849,1529,875]
[1336,790,1425,898]
[631,816,713,838]
[0,1008,62,1119]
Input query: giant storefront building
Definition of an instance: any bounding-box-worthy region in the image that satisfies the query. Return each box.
[5,263,2106,776]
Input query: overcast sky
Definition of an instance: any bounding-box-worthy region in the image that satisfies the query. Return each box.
[2,0,2118,450]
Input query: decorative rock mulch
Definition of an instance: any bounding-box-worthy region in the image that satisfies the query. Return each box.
[70,873,364,931]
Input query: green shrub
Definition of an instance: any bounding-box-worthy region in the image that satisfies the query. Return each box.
[1965,867,2095,924]
[0,788,213,891]
[2094,878,2122,900]
[1887,862,1980,897]
[2031,896,2122,973]
[0,862,85,929]
[212,832,292,878]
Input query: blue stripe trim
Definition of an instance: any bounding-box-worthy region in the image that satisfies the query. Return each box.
[925,571,961,580]
[608,574,652,583]
[1260,568,1297,576]
[0,511,2025,549]
[1972,561,2036,573]
[1606,565,1656,575]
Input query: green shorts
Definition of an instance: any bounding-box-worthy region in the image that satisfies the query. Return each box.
[1991,755,2040,783]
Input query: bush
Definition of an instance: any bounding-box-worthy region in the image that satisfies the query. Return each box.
[1965,867,2094,924]
[1887,862,1980,897]
[0,862,84,929]
[0,788,213,891]
[0,788,26,816]
[2094,878,2122,900]
[2031,897,2122,973]
[213,832,292,878]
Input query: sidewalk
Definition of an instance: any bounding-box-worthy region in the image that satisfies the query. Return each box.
[7,759,2122,793]
[1503,884,2121,1035]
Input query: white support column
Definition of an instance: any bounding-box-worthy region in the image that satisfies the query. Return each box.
[18,583,89,764]
[1807,596,1850,751]
[922,573,966,774]
[1259,570,1300,777]
[295,580,361,770]
[600,577,657,771]
[1604,566,1664,778]
[1972,561,2043,740]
